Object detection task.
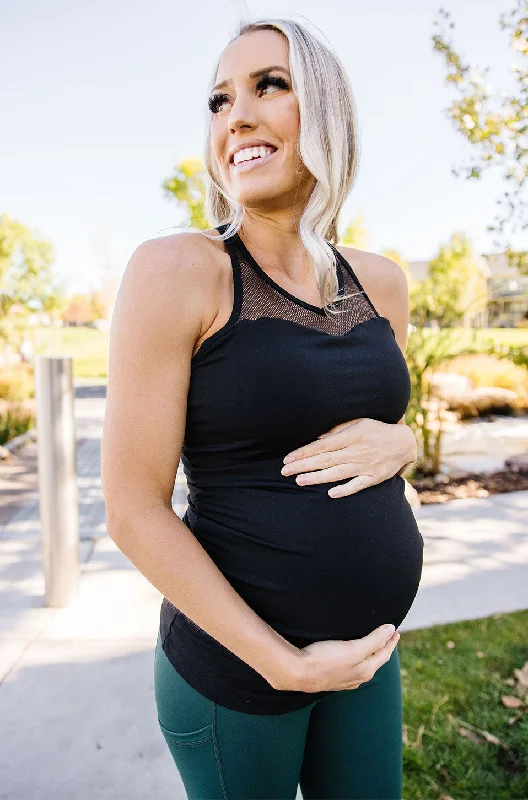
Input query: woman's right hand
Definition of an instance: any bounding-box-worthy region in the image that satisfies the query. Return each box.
[278,624,400,692]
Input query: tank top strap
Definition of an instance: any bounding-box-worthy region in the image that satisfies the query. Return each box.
[214,223,244,327]
[214,223,378,338]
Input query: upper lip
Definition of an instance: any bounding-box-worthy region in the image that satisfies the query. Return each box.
[229,139,277,164]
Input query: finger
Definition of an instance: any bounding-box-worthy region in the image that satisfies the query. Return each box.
[361,632,400,676]
[295,466,361,486]
[317,418,363,439]
[283,426,357,464]
[288,461,360,485]
[327,475,377,497]
[282,449,348,476]
[354,624,398,662]
[342,681,363,691]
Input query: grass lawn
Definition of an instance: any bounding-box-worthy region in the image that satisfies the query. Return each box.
[20,324,528,380]
[400,609,528,799]
[30,325,110,379]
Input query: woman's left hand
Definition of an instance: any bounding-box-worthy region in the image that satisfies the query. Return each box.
[280,418,417,498]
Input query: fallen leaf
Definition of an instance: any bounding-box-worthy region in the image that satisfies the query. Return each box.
[458,727,483,744]
[446,641,455,649]
[504,678,516,686]
[439,796,455,800]
[514,661,528,689]
[449,714,510,751]
[476,651,485,658]
[502,695,523,708]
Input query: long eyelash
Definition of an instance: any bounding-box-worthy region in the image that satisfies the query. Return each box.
[208,73,290,114]
[208,93,229,114]
[256,73,290,92]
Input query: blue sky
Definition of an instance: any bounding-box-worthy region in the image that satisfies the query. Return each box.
[1,0,523,293]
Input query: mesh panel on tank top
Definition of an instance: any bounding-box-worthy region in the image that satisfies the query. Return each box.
[231,234,378,336]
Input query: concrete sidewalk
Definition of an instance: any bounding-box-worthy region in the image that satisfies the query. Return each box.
[1,388,527,800]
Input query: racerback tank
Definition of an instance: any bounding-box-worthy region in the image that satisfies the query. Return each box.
[159,223,424,714]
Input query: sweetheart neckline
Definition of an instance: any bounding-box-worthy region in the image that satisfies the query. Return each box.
[191,313,396,366]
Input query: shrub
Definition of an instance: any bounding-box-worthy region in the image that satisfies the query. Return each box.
[437,353,528,398]
[0,401,35,446]
[0,365,35,402]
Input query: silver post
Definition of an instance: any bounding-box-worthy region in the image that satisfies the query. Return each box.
[35,356,80,607]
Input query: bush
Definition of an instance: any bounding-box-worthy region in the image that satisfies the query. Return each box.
[0,401,35,446]
[436,353,528,398]
[0,364,35,402]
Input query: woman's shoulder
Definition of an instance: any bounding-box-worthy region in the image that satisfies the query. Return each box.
[131,228,226,273]
[335,245,409,315]
[335,245,410,349]
[122,230,230,352]
[126,229,228,304]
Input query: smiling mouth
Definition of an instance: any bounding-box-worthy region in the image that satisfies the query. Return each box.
[230,147,278,173]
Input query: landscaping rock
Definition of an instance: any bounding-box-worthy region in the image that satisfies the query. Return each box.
[472,386,518,413]
[504,453,528,474]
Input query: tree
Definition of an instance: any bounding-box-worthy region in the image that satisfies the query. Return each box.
[337,214,368,250]
[0,212,60,318]
[63,294,93,325]
[412,231,489,327]
[432,2,528,272]
[162,157,208,229]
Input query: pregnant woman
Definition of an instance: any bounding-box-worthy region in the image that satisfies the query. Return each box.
[102,16,423,800]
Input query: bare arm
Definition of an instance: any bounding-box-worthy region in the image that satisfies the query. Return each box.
[101,235,301,689]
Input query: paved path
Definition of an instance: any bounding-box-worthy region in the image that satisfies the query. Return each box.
[1,386,527,800]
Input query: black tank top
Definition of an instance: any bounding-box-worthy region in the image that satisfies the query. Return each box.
[159,223,424,714]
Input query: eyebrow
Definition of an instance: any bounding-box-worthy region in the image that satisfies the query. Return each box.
[212,66,290,93]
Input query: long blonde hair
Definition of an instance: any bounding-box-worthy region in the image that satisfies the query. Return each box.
[175,17,363,313]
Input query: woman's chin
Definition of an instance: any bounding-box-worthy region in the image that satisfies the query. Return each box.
[229,184,285,207]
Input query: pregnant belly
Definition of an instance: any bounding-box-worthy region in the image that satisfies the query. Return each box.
[186,472,424,644]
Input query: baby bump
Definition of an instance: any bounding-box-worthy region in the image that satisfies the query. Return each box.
[186,475,424,644]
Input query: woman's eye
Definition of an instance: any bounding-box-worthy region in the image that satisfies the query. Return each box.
[208,75,289,115]
[256,75,290,96]
[208,93,230,114]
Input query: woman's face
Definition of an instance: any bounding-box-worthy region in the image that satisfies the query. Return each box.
[209,30,315,214]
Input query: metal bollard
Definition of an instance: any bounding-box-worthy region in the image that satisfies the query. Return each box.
[35,356,80,607]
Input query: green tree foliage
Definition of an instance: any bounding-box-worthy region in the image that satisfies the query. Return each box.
[411,231,488,327]
[162,157,209,229]
[338,214,368,249]
[432,2,528,272]
[405,232,490,473]
[0,212,61,319]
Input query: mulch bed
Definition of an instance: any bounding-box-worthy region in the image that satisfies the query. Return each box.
[411,469,528,504]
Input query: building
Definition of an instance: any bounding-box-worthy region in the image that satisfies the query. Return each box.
[408,251,528,328]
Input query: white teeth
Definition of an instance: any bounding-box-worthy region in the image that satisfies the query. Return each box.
[233,145,275,165]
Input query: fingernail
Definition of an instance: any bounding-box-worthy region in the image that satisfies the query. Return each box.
[383,624,396,634]
[283,455,294,464]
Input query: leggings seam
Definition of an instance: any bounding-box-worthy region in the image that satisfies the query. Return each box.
[211,701,229,799]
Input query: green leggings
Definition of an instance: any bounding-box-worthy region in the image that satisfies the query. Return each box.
[154,633,402,799]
